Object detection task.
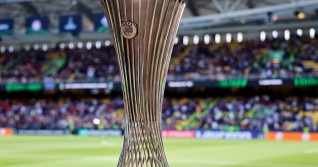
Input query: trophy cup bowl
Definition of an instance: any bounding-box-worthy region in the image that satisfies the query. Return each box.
[100,0,186,166]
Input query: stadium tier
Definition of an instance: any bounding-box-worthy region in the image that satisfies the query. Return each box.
[0,37,317,84]
[1,96,317,132]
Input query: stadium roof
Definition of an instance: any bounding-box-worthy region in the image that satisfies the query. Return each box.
[0,0,316,17]
[0,0,318,29]
[0,0,318,44]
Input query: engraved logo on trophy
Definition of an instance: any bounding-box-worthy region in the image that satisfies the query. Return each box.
[121,21,138,39]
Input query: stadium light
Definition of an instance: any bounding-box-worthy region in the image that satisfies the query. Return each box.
[295,11,306,20]
[174,37,179,44]
[237,32,243,43]
[284,30,290,41]
[86,41,92,50]
[42,44,48,51]
[226,33,232,43]
[93,118,101,125]
[77,42,83,49]
[9,46,14,53]
[96,41,102,49]
[298,12,305,19]
[272,30,278,39]
[183,36,189,46]
[34,44,39,50]
[215,34,221,44]
[1,46,5,53]
[60,43,65,50]
[193,35,199,45]
[310,28,315,38]
[272,14,278,22]
[204,35,210,45]
[297,29,303,37]
[260,31,266,41]
[68,42,74,49]
[105,40,111,46]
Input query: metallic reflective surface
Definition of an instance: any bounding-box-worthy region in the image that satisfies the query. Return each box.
[100,0,186,166]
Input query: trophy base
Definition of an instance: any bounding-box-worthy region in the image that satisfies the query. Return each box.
[118,121,168,167]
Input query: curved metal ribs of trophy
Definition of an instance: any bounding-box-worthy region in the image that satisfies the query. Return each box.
[101,0,186,166]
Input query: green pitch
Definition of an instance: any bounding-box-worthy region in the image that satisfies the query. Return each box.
[0,136,318,167]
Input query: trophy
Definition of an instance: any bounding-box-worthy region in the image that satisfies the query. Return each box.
[100,0,186,166]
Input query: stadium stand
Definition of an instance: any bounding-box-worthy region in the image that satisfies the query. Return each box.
[1,37,318,83]
[1,35,318,133]
[1,96,317,132]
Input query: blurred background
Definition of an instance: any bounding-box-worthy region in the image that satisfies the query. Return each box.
[0,0,318,167]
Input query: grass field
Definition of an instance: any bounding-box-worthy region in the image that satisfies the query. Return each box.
[0,136,318,167]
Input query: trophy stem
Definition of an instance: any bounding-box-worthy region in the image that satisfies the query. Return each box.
[118,121,168,166]
[101,0,186,166]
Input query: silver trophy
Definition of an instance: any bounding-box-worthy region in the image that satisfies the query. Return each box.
[100,0,186,166]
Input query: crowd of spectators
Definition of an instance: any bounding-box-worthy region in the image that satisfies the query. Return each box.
[1,96,317,132]
[0,97,125,130]
[169,37,318,80]
[1,37,317,132]
[58,47,120,82]
[0,49,66,83]
[0,37,317,83]
[201,96,318,132]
